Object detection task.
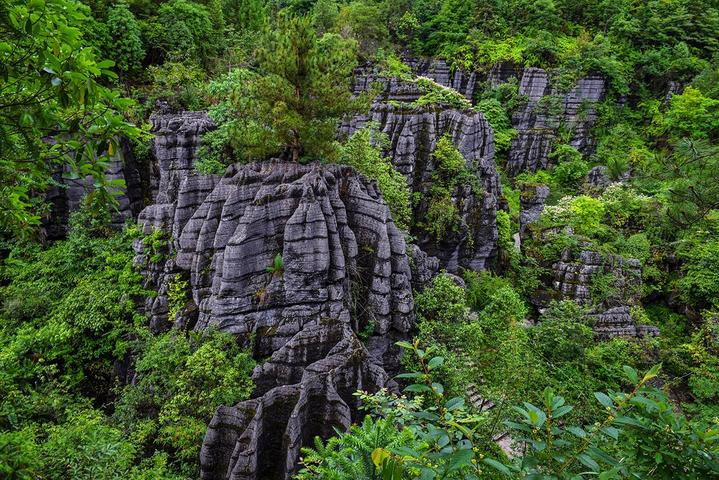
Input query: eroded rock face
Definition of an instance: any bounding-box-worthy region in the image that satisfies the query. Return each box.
[344,74,500,272]
[519,184,550,239]
[134,126,415,478]
[552,249,658,338]
[507,68,606,176]
[149,111,215,204]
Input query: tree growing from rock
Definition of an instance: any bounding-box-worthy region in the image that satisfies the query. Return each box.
[228,14,369,162]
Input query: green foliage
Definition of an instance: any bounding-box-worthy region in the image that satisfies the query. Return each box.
[475,98,517,153]
[156,0,216,64]
[649,138,719,228]
[653,86,719,140]
[550,144,589,190]
[418,135,479,241]
[105,0,144,77]
[335,1,389,58]
[114,328,255,475]
[167,274,190,321]
[337,128,412,229]
[677,228,719,310]
[531,301,593,363]
[0,218,147,421]
[266,253,284,276]
[415,76,472,110]
[40,409,136,480]
[0,0,142,236]
[463,269,513,311]
[223,0,267,32]
[357,342,489,479]
[295,415,416,479]
[541,195,607,238]
[142,59,206,114]
[415,273,471,326]
[222,15,367,162]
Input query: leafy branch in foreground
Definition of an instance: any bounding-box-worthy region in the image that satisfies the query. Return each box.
[1,0,143,236]
[298,341,719,479]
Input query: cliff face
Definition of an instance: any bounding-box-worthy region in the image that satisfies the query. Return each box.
[551,249,658,339]
[383,58,606,177]
[506,68,606,176]
[344,67,500,272]
[134,114,414,479]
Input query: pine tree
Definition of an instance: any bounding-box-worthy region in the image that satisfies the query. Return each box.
[229,14,368,162]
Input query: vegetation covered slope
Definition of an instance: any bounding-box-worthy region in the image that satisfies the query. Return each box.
[1,0,719,478]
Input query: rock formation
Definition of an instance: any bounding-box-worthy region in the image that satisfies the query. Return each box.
[552,249,658,338]
[506,68,606,176]
[345,68,500,272]
[134,116,415,479]
[519,183,550,239]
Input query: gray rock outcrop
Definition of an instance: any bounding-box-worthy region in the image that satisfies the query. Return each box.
[519,183,550,239]
[134,118,415,479]
[506,68,606,176]
[345,72,500,272]
[552,249,658,338]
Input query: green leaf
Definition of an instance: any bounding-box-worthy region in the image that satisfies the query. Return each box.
[395,341,414,350]
[372,447,391,469]
[623,365,639,384]
[554,405,574,418]
[19,112,34,127]
[446,397,465,410]
[427,356,444,370]
[613,415,646,429]
[446,448,473,472]
[642,364,662,382]
[566,426,587,438]
[483,458,512,476]
[404,384,432,393]
[602,426,620,439]
[577,453,600,471]
[392,446,421,458]
[594,392,614,409]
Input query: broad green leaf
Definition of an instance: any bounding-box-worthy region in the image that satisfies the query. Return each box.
[594,392,614,409]
[427,356,444,370]
[577,453,600,471]
[623,365,639,384]
[483,458,512,476]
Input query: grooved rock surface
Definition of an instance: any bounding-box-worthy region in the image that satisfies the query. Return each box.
[134,125,415,479]
[150,111,215,204]
[506,68,606,176]
[519,184,550,239]
[345,75,500,272]
[552,249,657,338]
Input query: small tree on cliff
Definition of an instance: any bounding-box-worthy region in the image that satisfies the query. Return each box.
[229,14,369,162]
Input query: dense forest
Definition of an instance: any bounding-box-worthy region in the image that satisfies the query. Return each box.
[2,0,719,478]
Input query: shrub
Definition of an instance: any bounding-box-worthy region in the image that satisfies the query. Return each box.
[550,144,589,190]
[337,128,412,230]
[114,329,254,475]
[531,301,593,363]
